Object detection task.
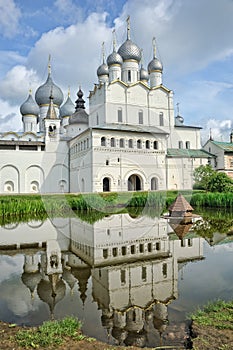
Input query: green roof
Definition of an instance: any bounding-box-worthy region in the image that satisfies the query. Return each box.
[211,141,233,152]
[167,148,212,158]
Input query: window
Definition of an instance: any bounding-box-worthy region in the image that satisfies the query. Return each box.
[122,246,126,255]
[151,177,158,190]
[96,114,99,125]
[131,245,135,254]
[101,137,106,146]
[148,243,152,252]
[162,263,167,278]
[121,270,126,284]
[110,137,115,147]
[118,108,122,122]
[128,70,131,82]
[156,242,160,250]
[128,139,133,148]
[103,249,108,259]
[159,112,164,126]
[186,141,190,149]
[141,266,147,281]
[146,140,150,149]
[179,141,183,149]
[139,111,143,124]
[139,244,144,253]
[153,141,158,149]
[112,247,117,257]
[119,138,124,148]
[106,159,109,165]
[137,139,142,149]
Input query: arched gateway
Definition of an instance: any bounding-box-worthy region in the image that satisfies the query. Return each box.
[128,174,142,191]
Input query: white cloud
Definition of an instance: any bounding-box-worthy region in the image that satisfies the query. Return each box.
[0,0,21,38]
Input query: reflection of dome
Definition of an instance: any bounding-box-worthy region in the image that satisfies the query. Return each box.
[62,267,77,291]
[22,271,42,296]
[37,274,66,317]
[153,303,168,334]
[124,330,146,347]
[35,73,64,107]
[111,327,127,344]
[20,93,40,116]
[71,266,91,304]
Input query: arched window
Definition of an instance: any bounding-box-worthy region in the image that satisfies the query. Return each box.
[103,177,110,192]
[159,112,164,126]
[153,141,158,149]
[186,141,190,149]
[146,140,150,149]
[139,110,143,124]
[128,70,131,82]
[151,177,158,190]
[118,108,122,122]
[128,139,133,148]
[179,141,183,149]
[137,139,142,149]
[119,138,124,148]
[110,137,116,147]
[101,137,106,146]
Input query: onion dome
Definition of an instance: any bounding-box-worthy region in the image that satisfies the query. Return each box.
[117,16,141,62]
[35,59,63,106]
[20,92,40,116]
[107,29,123,66]
[175,115,184,126]
[60,93,75,118]
[148,37,163,73]
[97,42,109,77]
[140,66,149,81]
[107,51,123,66]
[97,62,109,76]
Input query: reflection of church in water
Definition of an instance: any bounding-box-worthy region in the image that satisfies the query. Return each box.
[0,213,204,347]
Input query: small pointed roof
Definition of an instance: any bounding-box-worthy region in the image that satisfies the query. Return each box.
[168,194,193,212]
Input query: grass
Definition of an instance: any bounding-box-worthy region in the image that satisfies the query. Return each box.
[190,300,233,330]
[14,316,95,348]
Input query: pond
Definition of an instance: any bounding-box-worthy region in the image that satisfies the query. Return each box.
[0,209,232,348]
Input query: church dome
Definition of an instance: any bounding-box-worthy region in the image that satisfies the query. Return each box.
[97,63,109,76]
[140,67,149,81]
[60,95,75,118]
[107,51,123,66]
[148,57,163,73]
[20,93,40,116]
[35,74,64,107]
[118,39,141,62]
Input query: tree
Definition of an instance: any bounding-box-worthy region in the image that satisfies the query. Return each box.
[193,164,215,190]
[193,164,233,192]
[207,172,233,193]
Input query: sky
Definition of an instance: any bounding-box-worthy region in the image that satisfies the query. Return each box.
[1,0,233,144]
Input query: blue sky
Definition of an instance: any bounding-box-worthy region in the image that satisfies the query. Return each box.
[1,0,233,144]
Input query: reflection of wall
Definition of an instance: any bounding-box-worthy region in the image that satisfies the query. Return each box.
[70,214,171,266]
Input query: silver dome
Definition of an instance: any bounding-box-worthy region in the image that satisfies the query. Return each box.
[20,93,40,116]
[107,51,123,66]
[118,39,141,62]
[97,63,109,76]
[60,95,75,118]
[148,57,163,73]
[140,67,149,81]
[35,74,64,107]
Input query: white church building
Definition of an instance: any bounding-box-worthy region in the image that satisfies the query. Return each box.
[0,19,212,194]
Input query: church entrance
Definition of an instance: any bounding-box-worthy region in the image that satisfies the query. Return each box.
[103,177,110,192]
[128,174,142,191]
